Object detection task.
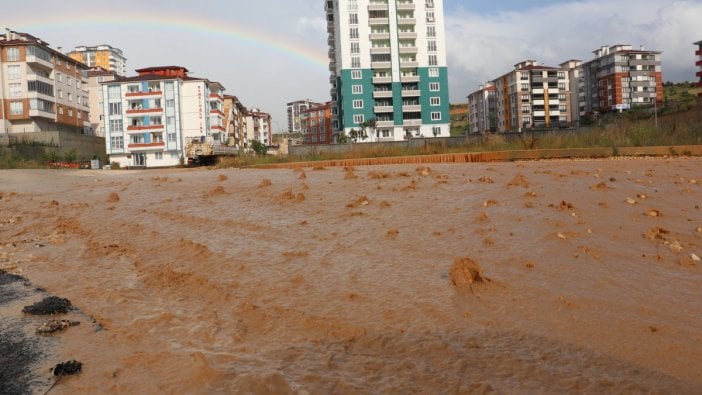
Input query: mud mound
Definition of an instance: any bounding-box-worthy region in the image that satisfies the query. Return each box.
[217,174,228,182]
[476,176,494,184]
[208,186,227,196]
[22,296,73,315]
[258,179,272,188]
[36,319,80,335]
[280,190,305,203]
[368,171,391,179]
[416,166,432,176]
[347,196,369,208]
[298,172,307,179]
[590,182,612,190]
[53,359,82,376]
[507,174,529,188]
[107,192,120,203]
[450,257,487,289]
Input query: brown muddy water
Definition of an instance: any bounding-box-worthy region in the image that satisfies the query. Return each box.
[0,157,701,394]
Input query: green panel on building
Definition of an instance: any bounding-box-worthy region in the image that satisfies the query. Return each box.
[418,67,450,124]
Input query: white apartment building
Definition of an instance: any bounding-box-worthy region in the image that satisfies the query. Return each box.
[246,108,272,147]
[287,99,321,133]
[101,66,224,168]
[326,0,451,142]
[86,67,119,137]
[467,83,495,134]
[1,29,90,139]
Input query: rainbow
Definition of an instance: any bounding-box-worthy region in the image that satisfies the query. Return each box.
[8,11,329,70]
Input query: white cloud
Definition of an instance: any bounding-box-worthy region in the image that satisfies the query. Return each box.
[445,0,702,101]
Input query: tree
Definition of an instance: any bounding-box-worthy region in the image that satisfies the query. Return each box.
[360,118,376,141]
[251,140,267,156]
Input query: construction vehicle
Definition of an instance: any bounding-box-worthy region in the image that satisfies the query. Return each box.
[185,136,239,165]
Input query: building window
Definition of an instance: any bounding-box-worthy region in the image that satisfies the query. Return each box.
[350,42,360,53]
[8,83,21,98]
[56,72,62,83]
[427,26,436,37]
[166,99,175,108]
[428,67,439,77]
[351,56,361,68]
[58,106,63,115]
[353,114,364,124]
[432,126,441,136]
[352,85,363,94]
[429,82,440,91]
[168,132,177,142]
[109,102,122,115]
[350,28,359,39]
[558,82,566,90]
[110,136,124,150]
[427,40,437,52]
[66,76,71,86]
[430,97,440,106]
[352,99,363,109]
[431,112,441,121]
[349,13,358,24]
[10,101,23,115]
[68,109,73,117]
[154,152,163,160]
[351,70,362,79]
[7,65,20,80]
[109,119,123,132]
[7,47,20,61]
[428,54,437,66]
[68,93,73,102]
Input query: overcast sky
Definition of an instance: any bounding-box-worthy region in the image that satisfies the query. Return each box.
[3,0,701,132]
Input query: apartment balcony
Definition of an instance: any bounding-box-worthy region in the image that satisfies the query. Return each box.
[403,119,422,126]
[399,46,418,55]
[328,48,336,58]
[400,74,420,83]
[547,88,559,94]
[401,89,421,97]
[370,47,391,55]
[396,17,416,25]
[533,100,545,106]
[329,74,337,83]
[368,3,389,11]
[371,61,392,69]
[373,90,393,98]
[630,80,656,88]
[126,107,163,115]
[210,109,225,117]
[373,76,392,84]
[127,141,165,150]
[376,120,394,128]
[25,54,53,69]
[369,32,390,40]
[327,21,334,33]
[696,49,702,56]
[629,59,658,67]
[398,31,417,39]
[29,109,55,119]
[402,104,421,112]
[27,73,54,86]
[396,2,416,10]
[697,70,702,78]
[125,90,163,98]
[696,59,702,67]
[548,100,560,105]
[399,60,418,68]
[27,91,55,102]
[373,105,394,113]
[369,17,389,25]
[329,62,336,72]
[127,124,165,132]
[531,88,544,94]
[533,111,546,117]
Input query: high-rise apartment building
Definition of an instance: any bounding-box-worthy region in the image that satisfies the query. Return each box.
[326,0,450,142]
[466,83,495,134]
[68,45,127,77]
[287,99,321,133]
[86,67,120,136]
[301,102,332,144]
[492,60,572,132]
[101,66,225,168]
[579,45,662,115]
[695,40,702,96]
[559,59,582,126]
[1,29,90,140]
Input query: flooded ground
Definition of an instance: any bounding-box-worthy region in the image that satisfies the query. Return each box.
[1,157,701,394]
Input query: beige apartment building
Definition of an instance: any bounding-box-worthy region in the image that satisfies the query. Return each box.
[68,45,127,77]
[1,29,90,141]
[223,95,248,150]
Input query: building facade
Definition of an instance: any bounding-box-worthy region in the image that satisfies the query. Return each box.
[467,83,495,134]
[695,40,702,95]
[1,29,90,141]
[246,108,272,147]
[86,67,120,137]
[559,59,582,126]
[579,45,662,115]
[287,99,321,133]
[101,66,224,168]
[326,0,450,142]
[223,95,247,150]
[301,102,332,144]
[492,60,572,133]
[68,45,127,77]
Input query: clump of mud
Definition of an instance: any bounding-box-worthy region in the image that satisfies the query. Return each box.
[217,174,228,182]
[450,257,489,290]
[106,193,120,203]
[36,319,80,335]
[52,360,82,376]
[22,296,73,315]
[258,179,272,188]
[507,174,529,188]
[208,186,227,196]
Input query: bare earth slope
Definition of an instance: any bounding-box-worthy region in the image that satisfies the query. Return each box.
[1,157,701,393]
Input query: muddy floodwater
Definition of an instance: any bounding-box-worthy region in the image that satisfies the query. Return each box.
[1,157,701,394]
